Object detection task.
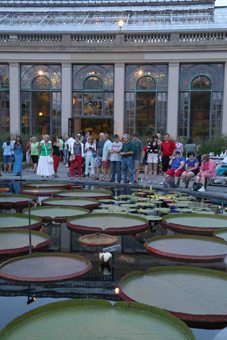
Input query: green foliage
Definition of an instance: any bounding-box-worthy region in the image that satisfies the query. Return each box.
[195,135,227,156]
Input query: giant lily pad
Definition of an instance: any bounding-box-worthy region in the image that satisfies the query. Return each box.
[0,253,92,282]
[0,230,49,255]
[119,266,227,324]
[23,182,72,189]
[0,299,194,340]
[42,197,100,210]
[0,213,42,231]
[23,206,89,223]
[162,214,227,235]
[20,188,63,197]
[144,235,227,262]
[67,213,149,235]
[0,194,35,210]
[214,229,227,242]
[57,189,112,199]
[79,233,118,247]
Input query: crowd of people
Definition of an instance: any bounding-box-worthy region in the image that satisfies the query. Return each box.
[1,132,220,191]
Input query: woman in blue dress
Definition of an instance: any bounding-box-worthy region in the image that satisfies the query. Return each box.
[13,136,24,176]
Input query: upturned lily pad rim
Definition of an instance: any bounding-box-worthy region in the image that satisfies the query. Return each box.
[214,228,227,240]
[23,205,89,222]
[23,181,72,189]
[0,252,92,282]
[0,187,9,192]
[79,233,118,247]
[138,214,162,221]
[0,299,195,340]
[0,194,35,208]
[119,266,227,323]
[56,189,113,199]
[0,230,49,255]
[42,197,100,209]
[144,235,227,262]
[0,213,42,231]
[161,213,227,235]
[67,212,149,235]
[20,188,63,197]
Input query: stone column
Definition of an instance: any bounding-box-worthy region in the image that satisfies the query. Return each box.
[114,63,125,135]
[167,62,179,138]
[9,62,20,135]
[222,62,227,135]
[61,62,72,136]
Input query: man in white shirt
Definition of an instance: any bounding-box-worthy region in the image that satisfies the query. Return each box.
[109,134,122,183]
[102,133,112,181]
[65,133,76,167]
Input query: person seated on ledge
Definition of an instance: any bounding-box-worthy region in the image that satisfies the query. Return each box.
[195,154,216,192]
[216,153,227,176]
[165,151,185,187]
[181,152,199,188]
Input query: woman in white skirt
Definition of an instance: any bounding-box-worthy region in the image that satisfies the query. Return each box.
[37,135,54,178]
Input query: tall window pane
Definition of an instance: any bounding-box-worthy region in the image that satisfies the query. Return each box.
[0,65,10,136]
[179,63,224,139]
[125,64,168,136]
[21,65,61,137]
[72,65,114,137]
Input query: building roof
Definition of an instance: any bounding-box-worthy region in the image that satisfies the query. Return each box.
[0,0,226,33]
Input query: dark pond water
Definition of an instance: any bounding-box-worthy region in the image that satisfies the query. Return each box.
[0,180,226,339]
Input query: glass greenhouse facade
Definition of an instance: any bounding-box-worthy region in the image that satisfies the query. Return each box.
[0,0,227,139]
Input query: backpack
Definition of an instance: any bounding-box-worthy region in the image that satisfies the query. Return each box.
[163,176,175,188]
[192,182,203,191]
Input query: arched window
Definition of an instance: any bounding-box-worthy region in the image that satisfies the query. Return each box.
[0,65,9,135]
[125,64,168,136]
[191,76,211,90]
[21,65,61,137]
[84,76,103,91]
[190,75,212,138]
[71,65,114,137]
[82,76,104,116]
[32,76,51,91]
[179,64,223,139]
[136,76,156,91]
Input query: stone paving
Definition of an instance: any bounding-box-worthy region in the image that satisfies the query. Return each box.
[1,162,227,201]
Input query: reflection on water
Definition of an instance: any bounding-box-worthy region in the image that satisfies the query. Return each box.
[0,296,69,330]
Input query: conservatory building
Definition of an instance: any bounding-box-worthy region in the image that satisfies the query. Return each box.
[0,0,227,139]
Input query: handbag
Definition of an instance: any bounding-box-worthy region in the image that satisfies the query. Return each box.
[47,155,53,164]
[43,143,53,164]
[192,182,203,191]
[69,154,75,162]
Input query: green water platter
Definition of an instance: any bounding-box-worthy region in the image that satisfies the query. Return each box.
[0,253,92,282]
[67,213,149,235]
[0,299,194,340]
